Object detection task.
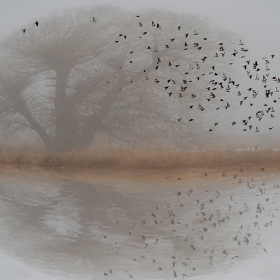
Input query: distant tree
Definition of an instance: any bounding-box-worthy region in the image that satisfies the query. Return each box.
[0,5,239,151]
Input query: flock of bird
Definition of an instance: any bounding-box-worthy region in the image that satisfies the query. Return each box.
[137,20,278,133]
[20,15,279,135]
[134,19,279,133]
[93,167,279,279]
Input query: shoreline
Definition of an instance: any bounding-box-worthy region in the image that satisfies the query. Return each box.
[1,148,280,171]
[1,163,279,188]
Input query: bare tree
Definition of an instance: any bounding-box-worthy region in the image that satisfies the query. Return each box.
[0,5,238,151]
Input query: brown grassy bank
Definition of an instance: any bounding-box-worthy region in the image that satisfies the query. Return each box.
[0,146,280,169]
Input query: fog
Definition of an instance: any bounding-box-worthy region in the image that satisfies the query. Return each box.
[1,0,280,57]
[0,0,279,150]
[1,2,280,279]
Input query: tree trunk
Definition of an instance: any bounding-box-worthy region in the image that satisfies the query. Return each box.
[80,90,119,148]
[51,69,80,152]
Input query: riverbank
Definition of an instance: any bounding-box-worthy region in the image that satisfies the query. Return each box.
[1,146,280,170]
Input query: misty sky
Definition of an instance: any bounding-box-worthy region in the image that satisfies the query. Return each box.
[0,0,280,137]
[1,0,279,57]
[1,0,279,74]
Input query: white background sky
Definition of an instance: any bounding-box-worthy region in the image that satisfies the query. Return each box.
[0,0,280,138]
[1,0,279,59]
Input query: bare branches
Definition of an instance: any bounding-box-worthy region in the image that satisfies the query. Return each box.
[0,5,238,151]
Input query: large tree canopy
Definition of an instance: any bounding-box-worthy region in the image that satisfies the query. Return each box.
[0,5,241,151]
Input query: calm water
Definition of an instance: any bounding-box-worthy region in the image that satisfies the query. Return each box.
[0,168,279,280]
